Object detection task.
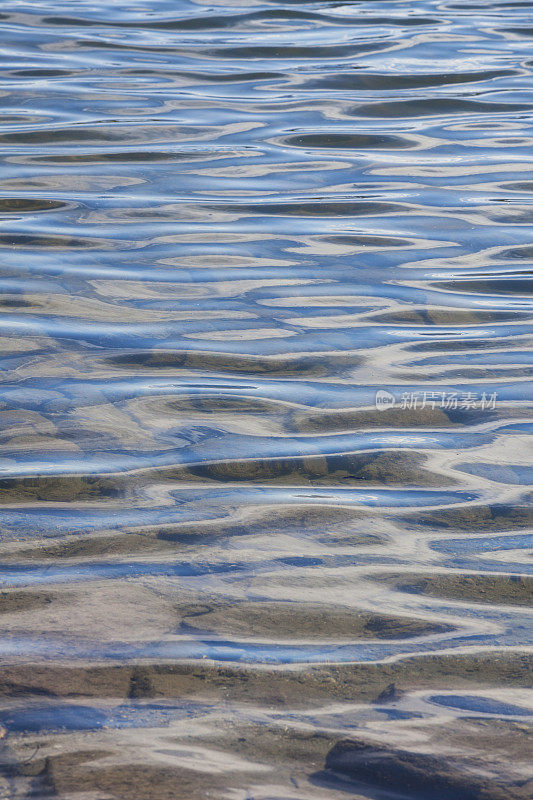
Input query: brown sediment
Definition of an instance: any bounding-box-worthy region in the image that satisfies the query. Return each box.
[44,759,229,800]
[0,476,124,504]
[403,504,532,531]
[4,712,531,800]
[9,531,179,561]
[3,505,379,560]
[1,450,448,490]
[6,714,532,800]
[372,572,533,606]
[164,395,290,415]
[324,451,448,486]
[106,349,363,378]
[368,308,524,325]
[157,505,371,543]
[0,591,57,615]
[6,720,340,799]
[179,601,453,640]
[0,450,452,497]
[1,656,531,799]
[293,404,459,431]
[0,652,530,705]
[187,450,449,486]
[423,307,524,325]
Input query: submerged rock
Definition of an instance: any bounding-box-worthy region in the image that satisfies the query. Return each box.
[319,738,528,799]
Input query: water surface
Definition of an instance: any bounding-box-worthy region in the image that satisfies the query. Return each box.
[0,1,532,798]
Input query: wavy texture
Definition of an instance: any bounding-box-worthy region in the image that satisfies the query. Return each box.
[0,0,532,798]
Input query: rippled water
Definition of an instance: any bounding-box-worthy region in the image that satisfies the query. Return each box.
[0,1,532,798]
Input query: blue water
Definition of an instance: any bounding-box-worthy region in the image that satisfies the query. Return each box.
[0,1,532,798]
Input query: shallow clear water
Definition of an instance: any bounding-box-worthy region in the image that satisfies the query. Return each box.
[0,1,532,798]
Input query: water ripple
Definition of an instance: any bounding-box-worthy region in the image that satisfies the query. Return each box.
[0,1,532,798]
